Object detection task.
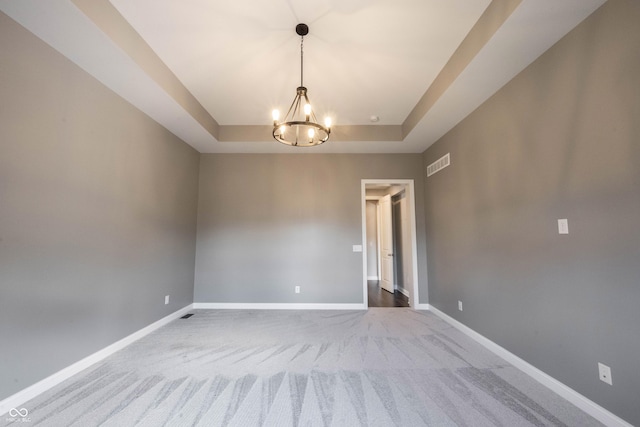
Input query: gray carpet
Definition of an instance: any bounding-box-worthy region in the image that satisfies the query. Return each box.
[6,309,602,426]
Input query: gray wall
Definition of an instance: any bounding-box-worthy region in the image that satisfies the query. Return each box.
[422,1,640,424]
[194,154,427,304]
[0,13,200,400]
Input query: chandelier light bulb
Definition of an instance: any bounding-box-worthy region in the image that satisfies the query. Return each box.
[308,128,315,139]
[304,104,312,116]
[324,117,332,129]
[272,109,280,122]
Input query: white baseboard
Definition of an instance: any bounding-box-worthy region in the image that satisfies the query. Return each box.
[416,303,430,310]
[0,304,193,416]
[194,303,366,310]
[427,305,632,427]
[367,276,379,280]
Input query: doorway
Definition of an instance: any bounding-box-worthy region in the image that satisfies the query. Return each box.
[361,180,420,308]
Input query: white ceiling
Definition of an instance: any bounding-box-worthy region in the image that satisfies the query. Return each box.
[109,0,489,126]
[0,0,606,153]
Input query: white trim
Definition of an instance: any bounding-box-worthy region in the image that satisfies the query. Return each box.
[407,182,422,309]
[0,304,194,416]
[193,303,366,310]
[376,201,382,281]
[361,182,370,309]
[427,305,633,427]
[417,303,431,311]
[364,199,381,283]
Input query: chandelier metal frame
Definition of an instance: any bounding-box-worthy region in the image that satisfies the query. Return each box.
[272,24,331,147]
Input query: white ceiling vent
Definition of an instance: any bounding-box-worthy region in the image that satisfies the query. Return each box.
[427,153,450,177]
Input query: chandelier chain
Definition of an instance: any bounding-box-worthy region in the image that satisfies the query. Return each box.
[300,36,304,87]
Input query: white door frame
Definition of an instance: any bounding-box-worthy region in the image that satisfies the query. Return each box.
[361,179,420,309]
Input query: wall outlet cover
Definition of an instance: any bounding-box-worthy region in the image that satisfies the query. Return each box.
[164,295,170,305]
[458,300,463,311]
[598,362,612,385]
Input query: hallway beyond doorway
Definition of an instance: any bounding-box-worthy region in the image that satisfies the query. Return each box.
[362,179,420,309]
[367,280,409,307]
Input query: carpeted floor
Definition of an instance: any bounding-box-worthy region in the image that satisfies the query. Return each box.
[6,309,603,426]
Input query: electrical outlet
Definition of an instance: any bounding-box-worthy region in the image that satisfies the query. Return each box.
[458,300,463,311]
[165,295,170,305]
[598,362,612,385]
[295,286,300,294]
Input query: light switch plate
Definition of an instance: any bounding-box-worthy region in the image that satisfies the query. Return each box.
[558,219,569,234]
[352,245,363,252]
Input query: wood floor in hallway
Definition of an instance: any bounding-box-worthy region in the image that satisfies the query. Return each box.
[367,280,410,307]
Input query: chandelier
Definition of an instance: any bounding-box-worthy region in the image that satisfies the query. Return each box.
[272,23,331,147]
